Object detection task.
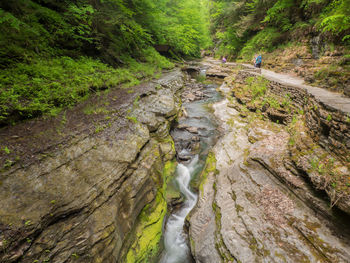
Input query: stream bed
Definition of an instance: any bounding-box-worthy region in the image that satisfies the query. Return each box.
[159,60,350,262]
[187,70,350,262]
[159,70,222,263]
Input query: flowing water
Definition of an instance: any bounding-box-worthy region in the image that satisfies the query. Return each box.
[159,71,222,263]
[159,157,199,263]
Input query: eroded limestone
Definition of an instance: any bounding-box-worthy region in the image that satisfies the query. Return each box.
[0,70,184,263]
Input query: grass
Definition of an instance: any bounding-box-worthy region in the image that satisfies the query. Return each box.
[3,146,10,154]
[83,105,109,115]
[0,48,174,126]
[245,76,269,99]
[126,116,138,124]
[263,96,280,109]
[94,122,111,133]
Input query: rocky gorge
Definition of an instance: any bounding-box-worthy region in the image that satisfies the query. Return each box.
[1,58,350,263]
[0,70,184,262]
[188,59,350,262]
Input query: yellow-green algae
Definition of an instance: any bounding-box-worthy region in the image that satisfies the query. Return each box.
[125,160,177,263]
[199,152,217,196]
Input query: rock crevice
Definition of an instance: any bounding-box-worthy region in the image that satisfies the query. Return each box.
[0,70,184,263]
[188,60,350,263]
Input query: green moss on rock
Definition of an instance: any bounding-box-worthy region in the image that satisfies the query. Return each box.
[199,152,217,195]
[125,160,177,262]
[126,191,167,263]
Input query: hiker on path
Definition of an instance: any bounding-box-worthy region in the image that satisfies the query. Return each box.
[222,56,227,64]
[255,54,262,68]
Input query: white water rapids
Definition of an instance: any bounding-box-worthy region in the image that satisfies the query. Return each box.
[159,156,199,263]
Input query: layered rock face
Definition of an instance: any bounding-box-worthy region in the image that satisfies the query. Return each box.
[0,70,183,262]
[188,61,350,262]
[235,68,350,214]
[238,68,350,161]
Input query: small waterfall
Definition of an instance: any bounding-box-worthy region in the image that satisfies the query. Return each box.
[160,156,199,263]
[159,72,222,263]
[199,69,206,78]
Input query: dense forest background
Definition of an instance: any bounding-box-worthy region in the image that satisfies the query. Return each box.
[0,0,349,126]
[0,0,211,125]
[211,0,350,94]
[211,0,350,59]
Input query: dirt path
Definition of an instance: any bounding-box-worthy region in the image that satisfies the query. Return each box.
[240,63,350,114]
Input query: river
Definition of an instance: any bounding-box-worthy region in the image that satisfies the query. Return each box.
[159,69,222,263]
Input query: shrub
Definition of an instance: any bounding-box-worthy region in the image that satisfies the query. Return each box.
[239,28,282,60]
[319,0,350,42]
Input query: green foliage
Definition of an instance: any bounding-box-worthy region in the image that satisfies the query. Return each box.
[245,76,269,99]
[126,116,138,124]
[209,0,350,58]
[215,28,243,57]
[141,47,174,70]
[3,146,10,154]
[65,4,95,44]
[199,152,217,195]
[209,0,278,58]
[263,97,280,109]
[263,0,294,31]
[239,28,282,59]
[0,0,210,125]
[0,50,173,125]
[152,0,212,57]
[319,0,350,41]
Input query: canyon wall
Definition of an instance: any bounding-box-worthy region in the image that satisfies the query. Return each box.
[0,70,184,263]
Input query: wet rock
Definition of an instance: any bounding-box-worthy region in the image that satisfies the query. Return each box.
[186,93,196,101]
[0,70,184,263]
[191,135,200,142]
[188,79,350,263]
[247,126,275,143]
[289,124,350,215]
[177,123,190,130]
[206,66,233,78]
[190,142,201,154]
[266,108,289,124]
[133,109,165,132]
[181,81,207,103]
[188,169,222,263]
[239,112,248,118]
[249,131,305,188]
[178,154,191,161]
[182,108,188,118]
[181,66,200,78]
[187,127,198,134]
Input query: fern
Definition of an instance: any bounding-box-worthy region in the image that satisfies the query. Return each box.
[0,9,22,30]
[320,0,350,41]
[239,28,282,59]
[263,0,294,31]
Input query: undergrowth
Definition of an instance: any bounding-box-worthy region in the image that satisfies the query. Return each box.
[0,48,174,126]
[239,28,282,60]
